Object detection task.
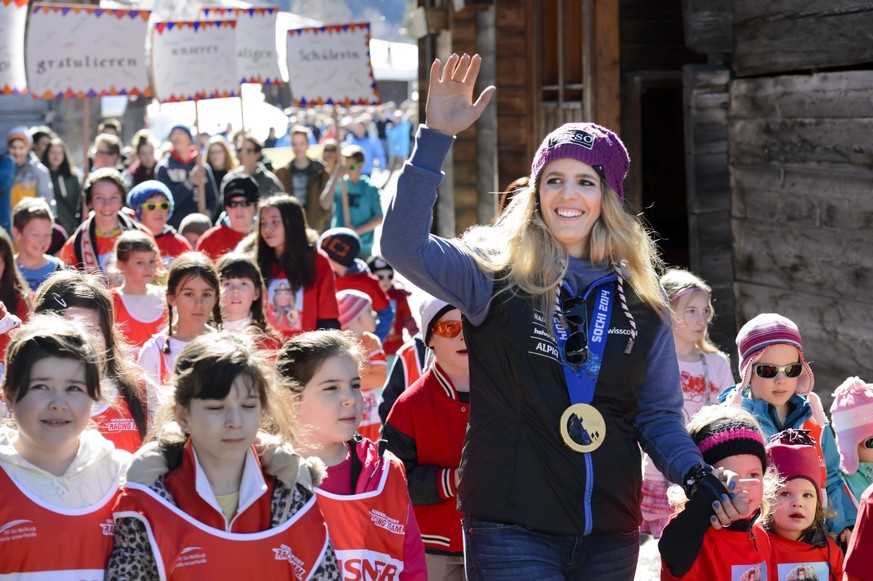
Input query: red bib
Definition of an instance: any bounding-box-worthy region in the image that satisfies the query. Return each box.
[114,483,329,580]
[92,396,142,453]
[316,454,409,581]
[0,464,121,579]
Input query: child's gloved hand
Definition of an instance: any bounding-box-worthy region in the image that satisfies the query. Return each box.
[709,468,749,529]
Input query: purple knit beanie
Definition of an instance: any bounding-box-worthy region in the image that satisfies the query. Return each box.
[530,122,630,200]
[830,376,873,474]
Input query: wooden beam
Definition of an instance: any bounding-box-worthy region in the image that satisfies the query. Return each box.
[593,0,620,131]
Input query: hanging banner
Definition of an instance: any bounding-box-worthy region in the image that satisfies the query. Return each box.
[286,22,380,106]
[1,0,31,95]
[151,20,238,103]
[200,7,282,86]
[25,4,151,99]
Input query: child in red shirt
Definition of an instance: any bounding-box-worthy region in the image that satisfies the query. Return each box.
[764,429,844,580]
[660,406,776,580]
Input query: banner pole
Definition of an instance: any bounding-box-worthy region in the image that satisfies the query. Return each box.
[81,98,90,223]
[240,92,246,131]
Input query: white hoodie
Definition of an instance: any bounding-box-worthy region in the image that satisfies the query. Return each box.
[0,426,130,508]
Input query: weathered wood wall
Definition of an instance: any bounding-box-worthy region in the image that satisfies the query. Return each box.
[494,2,535,199]
[683,65,736,355]
[729,70,873,392]
[733,1,873,77]
[682,0,732,54]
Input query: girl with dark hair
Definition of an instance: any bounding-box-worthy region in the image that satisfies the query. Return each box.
[123,129,159,188]
[0,227,31,372]
[40,136,82,234]
[255,195,339,338]
[0,316,130,578]
[217,253,282,352]
[137,252,220,385]
[108,332,339,579]
[33,270,150,453]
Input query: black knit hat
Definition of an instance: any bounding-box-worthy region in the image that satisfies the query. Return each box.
[693,417,768,470]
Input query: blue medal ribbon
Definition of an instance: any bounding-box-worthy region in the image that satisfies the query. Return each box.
[554,280,614,404]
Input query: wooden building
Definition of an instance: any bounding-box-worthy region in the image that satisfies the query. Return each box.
[415,0,873,394]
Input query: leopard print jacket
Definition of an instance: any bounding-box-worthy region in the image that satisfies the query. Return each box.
[105,475,340,580]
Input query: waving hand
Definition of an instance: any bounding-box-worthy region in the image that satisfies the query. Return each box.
[425,53,496,136]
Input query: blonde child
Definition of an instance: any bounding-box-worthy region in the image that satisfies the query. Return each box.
[108,332,338,579]
[277,330,426,578]
[111,230,167,349]
[660,406,776,580]
[642,269,735,537]
[336,289,387,442]
[829,376,873,508]
[0,317,130,577]
[764,429,844,580]
[720,313,856,540]
[137,252,221,385]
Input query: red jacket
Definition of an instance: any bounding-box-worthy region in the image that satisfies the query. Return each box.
[196,224,248,261]
[660,523,772,580]
[334,271,391,311]
[384,364,469,555]
[384,285,418,355]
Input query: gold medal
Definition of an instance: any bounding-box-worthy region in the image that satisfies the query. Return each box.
[559,403,606,453]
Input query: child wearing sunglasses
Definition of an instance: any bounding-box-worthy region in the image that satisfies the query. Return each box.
[830,376,873,507]
[720,313,856,541]
[336,289,387,441]
[126,180,191,267]
[383,295,470,580]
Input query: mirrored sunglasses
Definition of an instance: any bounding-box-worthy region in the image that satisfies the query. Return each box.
[753,363,803,379]
[865,437,873,450]
[432,320,463,339]
[143,201,170,211]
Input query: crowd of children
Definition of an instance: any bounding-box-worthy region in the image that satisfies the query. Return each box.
[0,117,872,579]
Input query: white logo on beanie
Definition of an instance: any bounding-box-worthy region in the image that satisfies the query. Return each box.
[547,129,595,150]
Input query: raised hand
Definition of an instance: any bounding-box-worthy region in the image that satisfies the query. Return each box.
[425,53,495,136]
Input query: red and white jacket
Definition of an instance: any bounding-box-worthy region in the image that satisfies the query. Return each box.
[112,440,331,580]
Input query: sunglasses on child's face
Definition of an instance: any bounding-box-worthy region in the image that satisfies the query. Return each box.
[226,199,255,208]
[345,162,362,171]
[753,363,803,379]
[144,201,170,212]
[377,273,393,281]
[432,321,463,339]
[865,438,873,450]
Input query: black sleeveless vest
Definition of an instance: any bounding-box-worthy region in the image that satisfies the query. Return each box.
[458,274,662,535]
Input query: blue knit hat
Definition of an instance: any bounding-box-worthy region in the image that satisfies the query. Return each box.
[127,180,174,221]
[168,124,193,143]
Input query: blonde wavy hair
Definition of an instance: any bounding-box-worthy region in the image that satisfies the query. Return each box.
[460,177,666,322]
[661,268,722,355]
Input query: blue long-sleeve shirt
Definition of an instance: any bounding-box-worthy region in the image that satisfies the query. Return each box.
[381,125,703,486]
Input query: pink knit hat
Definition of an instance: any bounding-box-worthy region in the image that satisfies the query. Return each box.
[727,313,826,424]
[735,313,814,395]
[337,289,372,329]
[530,123,630,200]
[830,376,873,475]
